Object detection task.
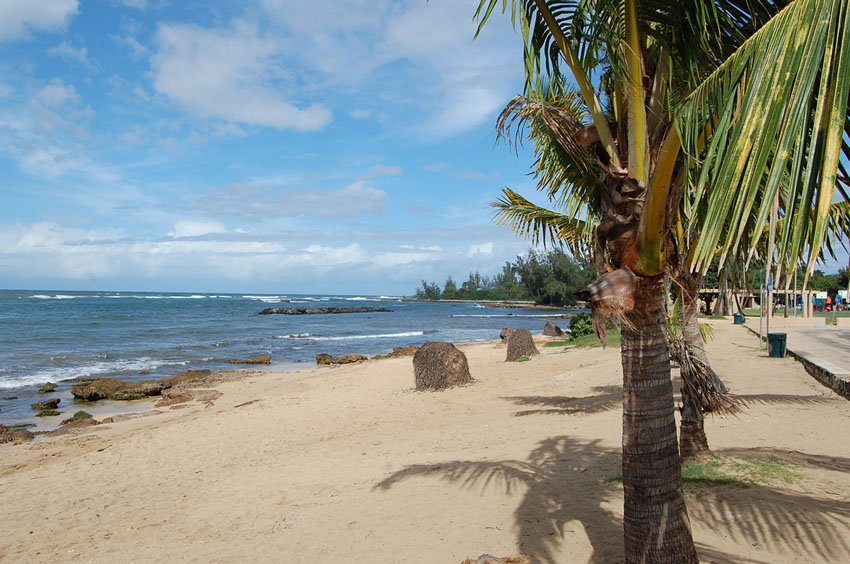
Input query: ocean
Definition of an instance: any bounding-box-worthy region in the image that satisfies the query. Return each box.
[0,290,580,426]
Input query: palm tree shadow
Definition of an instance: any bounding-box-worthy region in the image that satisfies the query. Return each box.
[502,386,621,417]
[375,436,624,563]
[732,393,836,407]
[374,437,850,562]
[688,483,850,561]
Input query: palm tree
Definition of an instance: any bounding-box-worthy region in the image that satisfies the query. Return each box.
[475,0,850,561]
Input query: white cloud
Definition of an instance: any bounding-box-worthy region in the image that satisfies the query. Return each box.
[285,182,386,218]
[360,164,402,179]
[0,0,78,42]
[259,0,522,137]
[36,78,79,107]
[199,180,387,220]
[169,220,228,238]
[115,0,149,10]
[468,242,494,257]
[151,20,332,131]
[48,41,96,70]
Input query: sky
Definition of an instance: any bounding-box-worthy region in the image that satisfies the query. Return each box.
[0,0,545,295]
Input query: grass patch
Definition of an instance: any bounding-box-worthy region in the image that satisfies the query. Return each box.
[709,314,727,320]
[544,327,621,349]
[514,355,532,362]
[682,456,799,489]
[606,456,800,489]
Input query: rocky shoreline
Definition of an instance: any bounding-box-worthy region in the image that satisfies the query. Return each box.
[258,306,393,315]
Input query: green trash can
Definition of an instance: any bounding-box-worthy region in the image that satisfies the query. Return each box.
[768,332,787,358]
[733,312,746,324]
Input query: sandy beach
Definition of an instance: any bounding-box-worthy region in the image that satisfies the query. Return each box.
[1,320,848,563]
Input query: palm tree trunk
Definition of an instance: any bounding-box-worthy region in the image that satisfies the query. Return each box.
[622,274,698,562]
[678,276,711,461]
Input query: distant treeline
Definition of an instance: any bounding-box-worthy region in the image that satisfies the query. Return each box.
[414,249,594,307]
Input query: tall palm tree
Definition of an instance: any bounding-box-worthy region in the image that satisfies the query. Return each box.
[475,0,850,561]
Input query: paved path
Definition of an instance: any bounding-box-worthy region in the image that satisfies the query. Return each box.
[742,318,850,398]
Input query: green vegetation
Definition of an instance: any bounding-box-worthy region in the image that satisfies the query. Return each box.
[569,313,594,338]
[514,355,532,362]
[545,326,621,349]
[681,456,799,489]
[414,248,593,307]
[35,409,61,417]
[608,456,800,488]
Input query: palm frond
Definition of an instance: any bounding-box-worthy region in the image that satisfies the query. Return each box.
[677,0,850,277]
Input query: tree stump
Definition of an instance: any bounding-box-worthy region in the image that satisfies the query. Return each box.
[506,329,539,361]
[499,327,513,341]
[543,320,563,336]
[412,341,474,391]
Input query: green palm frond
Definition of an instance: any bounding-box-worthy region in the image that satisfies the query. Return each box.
[496,92,604,210]
[677,0,850,277]
[492,188,596,258]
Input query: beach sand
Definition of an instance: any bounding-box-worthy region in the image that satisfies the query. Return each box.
[1,320,848,563]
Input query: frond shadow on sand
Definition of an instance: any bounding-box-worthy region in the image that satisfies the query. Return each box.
[375,436,850,563]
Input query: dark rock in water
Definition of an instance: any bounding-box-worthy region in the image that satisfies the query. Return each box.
[60,411,95,426]
[225,354,271,365]
[71,379,130,401]
[37,382,57,394]
[506,329,539,362]
[2,396,17,400]
[500,327,513,341]
[543,320,564,337]
[31,398,60,410]
[36,409,61,417]
[413,341,474,391]
[0,424,35,444]
[315,353,368,365]
[258,306,392,315]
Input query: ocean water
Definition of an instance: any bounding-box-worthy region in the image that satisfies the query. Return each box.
[0,290,579,425]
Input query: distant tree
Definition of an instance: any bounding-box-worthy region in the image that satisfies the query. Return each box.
[442,276,458,299]
[415,280,442,300]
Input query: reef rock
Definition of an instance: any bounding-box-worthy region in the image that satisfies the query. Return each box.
[543,320,564,337]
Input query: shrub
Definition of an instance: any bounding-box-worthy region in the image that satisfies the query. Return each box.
[569,313,594,339]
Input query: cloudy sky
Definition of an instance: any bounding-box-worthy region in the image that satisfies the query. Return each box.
[0,0,547,295]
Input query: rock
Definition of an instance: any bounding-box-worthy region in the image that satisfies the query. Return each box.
[413,341,474,391]
[543,320,564,337]
[316,353,368,365]
[225,354,271,365]
[0,424,35,444]
[37,382,57,394]
[71,379,130,401]
[2,396,17,400]
[60,411,95,426]
[159,369,213,389]
[71,378,161,401]
[500,327,513,341]
[110,380,163,401]
[372,345,420,360]
[258,306,392,315]
[506,329,539,362]
[36,409,61,417]
[31,398,60,410]
[156,388,222,407]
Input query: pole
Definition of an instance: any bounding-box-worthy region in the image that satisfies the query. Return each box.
[760,282,765,349]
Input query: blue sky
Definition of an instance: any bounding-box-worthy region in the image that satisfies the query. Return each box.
[0,0,545,295]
